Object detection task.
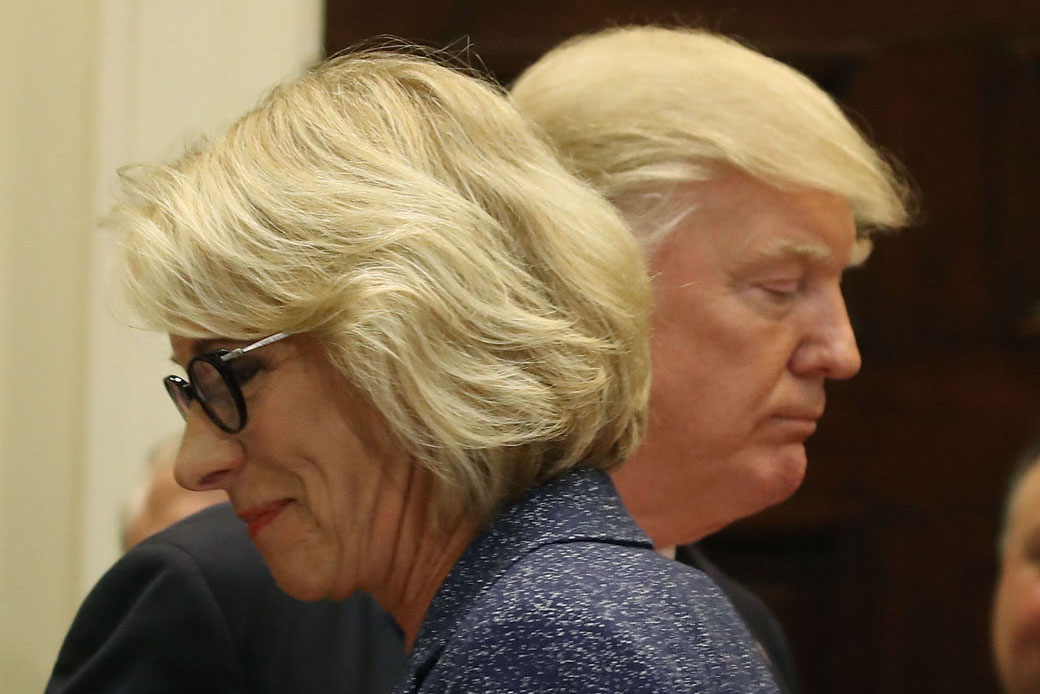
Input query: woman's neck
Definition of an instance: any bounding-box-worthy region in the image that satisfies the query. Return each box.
[362,468,482,649]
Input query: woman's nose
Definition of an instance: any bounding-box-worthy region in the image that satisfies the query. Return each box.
[173,412,246,491]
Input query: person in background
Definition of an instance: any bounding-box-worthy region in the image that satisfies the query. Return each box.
[992,431,1040,694]
[121,433,226,549]
[511,25,912,690]
[48,434,405,694]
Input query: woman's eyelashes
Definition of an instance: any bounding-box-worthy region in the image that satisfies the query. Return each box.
[230,359,263,387]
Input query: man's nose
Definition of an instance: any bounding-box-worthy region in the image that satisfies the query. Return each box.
[173,411,246,492]
[789,290,862,380]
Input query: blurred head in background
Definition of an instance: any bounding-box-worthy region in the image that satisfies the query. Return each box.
[993,432,1040,694]
[122,433,226,550]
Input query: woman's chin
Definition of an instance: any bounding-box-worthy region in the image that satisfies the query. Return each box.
[269,564,334,602]
[258,542,338,602]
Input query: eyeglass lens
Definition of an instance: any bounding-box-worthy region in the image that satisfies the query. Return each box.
[189,359,242,431]
[164,377,193,418]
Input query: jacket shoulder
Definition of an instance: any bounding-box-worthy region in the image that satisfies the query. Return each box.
[427,542,778,693]
[45,518,244,694]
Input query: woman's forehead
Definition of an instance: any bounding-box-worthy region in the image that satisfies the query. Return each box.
[168,334,240,363]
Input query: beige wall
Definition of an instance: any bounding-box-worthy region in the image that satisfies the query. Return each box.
[0,1,322,690]
[1,1,97,687]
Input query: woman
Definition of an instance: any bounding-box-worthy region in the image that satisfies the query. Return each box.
[111,51,777,692]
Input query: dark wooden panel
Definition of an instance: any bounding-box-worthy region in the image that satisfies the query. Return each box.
[701,521,880,694]
[325,4,1040,693]
[327,1,1040,72]
[760,351,1040,693]
[326,0,462,51]
[991,41,1040,342]
[836,44,995,353]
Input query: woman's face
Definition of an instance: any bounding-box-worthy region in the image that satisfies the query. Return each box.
[169,334,415,601]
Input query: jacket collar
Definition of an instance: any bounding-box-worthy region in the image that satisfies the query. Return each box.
[403,468,650,683]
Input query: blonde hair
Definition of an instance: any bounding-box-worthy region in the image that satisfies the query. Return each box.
[511,26,913,249]
[111,51,651,520]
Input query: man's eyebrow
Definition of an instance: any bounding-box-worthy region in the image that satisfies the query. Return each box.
[745,238,873,269]
[746,239,834,264]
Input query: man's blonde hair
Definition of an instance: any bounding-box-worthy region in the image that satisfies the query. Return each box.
[112,51,651,520]
[511,25,913,248]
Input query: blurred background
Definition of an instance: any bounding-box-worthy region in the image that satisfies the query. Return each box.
[1,2,322,691]
[3,1,1039,692]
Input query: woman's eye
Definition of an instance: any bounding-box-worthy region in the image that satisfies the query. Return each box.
[230,360,262,386]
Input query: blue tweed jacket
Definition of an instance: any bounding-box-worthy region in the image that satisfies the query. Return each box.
[395,469,780,693]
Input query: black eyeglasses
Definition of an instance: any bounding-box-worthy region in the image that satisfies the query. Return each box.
[164,332,291,433]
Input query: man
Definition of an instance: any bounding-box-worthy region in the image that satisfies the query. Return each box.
[992,432,1040,694]
[510,25,910,689]
[47,26,910,694]
[512,24,909,548]
[46,436,405,694]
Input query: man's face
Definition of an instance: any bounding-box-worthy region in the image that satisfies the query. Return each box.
[993,459,1040,694]
[612,171,864,546]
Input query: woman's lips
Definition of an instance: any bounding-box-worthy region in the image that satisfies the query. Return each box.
[238,499,291,538]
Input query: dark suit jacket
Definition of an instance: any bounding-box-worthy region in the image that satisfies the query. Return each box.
[396,470,779,693]
[44,502,406,694]
[46,493,795,694]
[678,544,798,694]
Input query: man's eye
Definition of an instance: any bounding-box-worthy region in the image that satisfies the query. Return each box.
[758,280,800,299]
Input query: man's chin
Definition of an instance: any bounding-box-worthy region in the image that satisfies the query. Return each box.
[703,443,809,525]
[610,443,808,546]
[762,444,808,504]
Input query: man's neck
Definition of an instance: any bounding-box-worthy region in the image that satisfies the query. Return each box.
[656,544,677,559]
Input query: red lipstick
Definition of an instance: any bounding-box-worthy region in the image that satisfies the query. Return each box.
[238,500,291,538]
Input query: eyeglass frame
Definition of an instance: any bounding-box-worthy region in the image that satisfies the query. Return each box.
[163,332,292,434]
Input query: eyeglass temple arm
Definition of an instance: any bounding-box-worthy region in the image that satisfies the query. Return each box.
[220,332,292,362]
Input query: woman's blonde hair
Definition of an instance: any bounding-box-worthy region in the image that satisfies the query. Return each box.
[112,50,651,520]
[511,25,913,249]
